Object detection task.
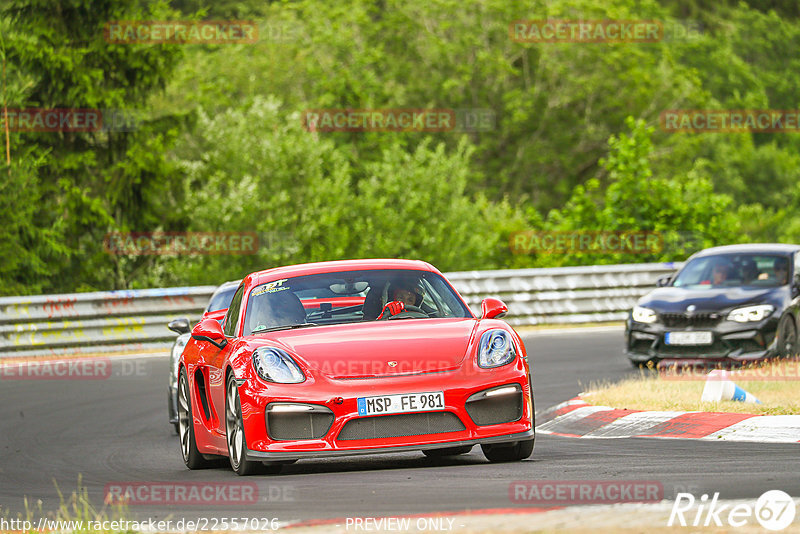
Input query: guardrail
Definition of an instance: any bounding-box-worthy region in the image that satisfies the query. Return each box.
[0,262,682,357]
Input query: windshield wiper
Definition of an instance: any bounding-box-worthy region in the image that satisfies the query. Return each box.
[252,322,319,333]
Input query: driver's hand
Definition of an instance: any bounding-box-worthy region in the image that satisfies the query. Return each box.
[378,300,405,320]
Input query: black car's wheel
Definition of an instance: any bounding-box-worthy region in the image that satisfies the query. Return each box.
[422,445,473,458]
[178,369,211,469]
[226,374,272,476]
[777,315,798,358]
[481,438,534,463]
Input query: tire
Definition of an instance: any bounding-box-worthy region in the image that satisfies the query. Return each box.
[422,445,473,458]
[178,369,212,469]
[481,438,534,463]
[777,315,798,358]
[226,373,272,476]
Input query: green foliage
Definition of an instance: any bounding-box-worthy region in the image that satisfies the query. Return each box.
[527,117,740,266]
[5,0,800,295]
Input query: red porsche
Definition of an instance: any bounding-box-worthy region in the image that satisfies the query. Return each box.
[178,259,534,475]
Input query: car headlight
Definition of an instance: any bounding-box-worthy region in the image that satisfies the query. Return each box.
[727,304,774,323]
[170,333,190,381]
[478,329,517,369]
[252,347,305,383]
[632,306,658,324]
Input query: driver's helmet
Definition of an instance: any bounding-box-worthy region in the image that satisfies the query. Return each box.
[387,278,424,307]
[710,258,733,275]
[248,288,306,333]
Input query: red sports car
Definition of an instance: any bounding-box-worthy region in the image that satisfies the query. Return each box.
[178,259,534,475]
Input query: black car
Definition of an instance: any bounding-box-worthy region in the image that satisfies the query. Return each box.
[166,279,240,433]
[626,244,800,367]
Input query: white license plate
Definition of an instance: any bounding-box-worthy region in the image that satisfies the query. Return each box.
[664,331,713,345]
[357,391,444,416]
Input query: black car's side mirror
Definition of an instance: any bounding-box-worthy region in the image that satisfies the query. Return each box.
[168,317,191,335]
[656,275,672,287]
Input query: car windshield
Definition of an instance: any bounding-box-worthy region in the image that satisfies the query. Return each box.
[672,253,791,289]
[206,285,239,312]
[242,269,472,335]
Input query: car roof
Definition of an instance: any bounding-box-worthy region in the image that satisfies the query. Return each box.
[690,243,800,258]
[217,279,242,290]
[248,259,436,286]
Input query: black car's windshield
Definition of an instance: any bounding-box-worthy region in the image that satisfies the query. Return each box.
[242,269,472,336]
[206,285,239,313]
[672,253,791,289]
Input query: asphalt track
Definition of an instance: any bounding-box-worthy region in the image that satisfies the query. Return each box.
[1,327,798,524]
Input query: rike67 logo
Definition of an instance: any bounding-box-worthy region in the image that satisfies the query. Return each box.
[669,490,796,531]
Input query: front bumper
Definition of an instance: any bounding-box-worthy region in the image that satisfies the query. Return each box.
[237,361,534,457]
[625,315,779,365]
[244,429,535,461]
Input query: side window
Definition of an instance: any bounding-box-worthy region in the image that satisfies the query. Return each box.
[223,285,245,337]
[794,253,800,280]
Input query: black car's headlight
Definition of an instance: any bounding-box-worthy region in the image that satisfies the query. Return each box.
[478,329,517,369]
[631,306,658,324]
[252,347,305,383]
[727,304,774,323]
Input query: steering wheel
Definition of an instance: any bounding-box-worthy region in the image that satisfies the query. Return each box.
[387,305,428,320]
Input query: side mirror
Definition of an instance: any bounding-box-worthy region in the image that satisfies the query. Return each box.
[481,298,508,320]
[793,274,800,297]
[656,275,672,287]
[191,318,228,349]
[168,317,191,335]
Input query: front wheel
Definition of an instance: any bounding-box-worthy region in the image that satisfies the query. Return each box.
[178,369,212,469]
[777,315,798,358]
[226,374,273,476]
[481,438,534,463]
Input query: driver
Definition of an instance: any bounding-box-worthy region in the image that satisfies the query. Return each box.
[774,257,790,285]
[378,279,424,319]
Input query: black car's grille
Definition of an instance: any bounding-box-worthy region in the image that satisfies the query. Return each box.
[337,412,465,441]
[657,339,728,357]
[660,312,722,328]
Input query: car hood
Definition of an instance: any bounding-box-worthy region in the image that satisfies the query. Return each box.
[258,319,478,378]
[637,286,787,313]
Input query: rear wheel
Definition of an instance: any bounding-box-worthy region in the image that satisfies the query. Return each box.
[226,374,274,476]
[178,369,211,469]
[777,315,798,358]
[422,445,473,458]
[481,439,534,463]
